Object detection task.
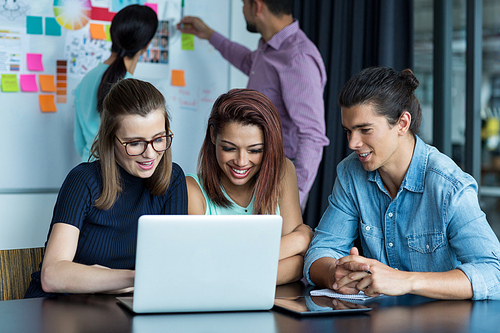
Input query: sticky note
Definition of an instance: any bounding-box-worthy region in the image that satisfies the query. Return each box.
[45,17,62,36]
[181,33,195,51]
[27,53,44,71]
[26,16,43,35]
[39,95,57,112]
[171,70,186,87]
[1,74,19,92]
[20,74,38,92]
[39,75,57,92]
[145,3,158,14]
[90,6,116,22]
[90,23,107,40]
[105,25,111,42]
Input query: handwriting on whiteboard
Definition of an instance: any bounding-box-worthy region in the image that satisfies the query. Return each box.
[169,84,218,112]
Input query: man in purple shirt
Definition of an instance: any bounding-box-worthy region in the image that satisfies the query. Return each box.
[178,0,329,210]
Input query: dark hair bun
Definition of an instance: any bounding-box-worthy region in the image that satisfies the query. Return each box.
[401,69,419,92]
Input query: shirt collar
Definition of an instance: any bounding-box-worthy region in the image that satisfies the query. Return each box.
[402,135,428,193]
[259,20,299,50]
[368,135,428,194]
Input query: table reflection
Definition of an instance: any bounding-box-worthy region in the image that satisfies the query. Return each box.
[131,311,277,333]
[369,299,472,333]
[42,295,132,333]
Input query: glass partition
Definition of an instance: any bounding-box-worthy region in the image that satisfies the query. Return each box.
[414,0,500,236]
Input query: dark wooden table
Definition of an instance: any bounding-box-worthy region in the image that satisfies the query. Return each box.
[1,281,499,333]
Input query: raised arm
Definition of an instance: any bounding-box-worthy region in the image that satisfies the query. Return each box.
[41,223,134,294]
[177,16,214,40]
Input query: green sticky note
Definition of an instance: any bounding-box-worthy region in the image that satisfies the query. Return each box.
[105,24,111,41]
[1,74,19,92]
[26,16,43,35]
[181,33,194,51]
[45,17,62,36]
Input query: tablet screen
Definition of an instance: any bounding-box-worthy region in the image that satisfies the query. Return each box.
[273,296,372,316]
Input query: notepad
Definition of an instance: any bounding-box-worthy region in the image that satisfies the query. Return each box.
[310,288,381,300]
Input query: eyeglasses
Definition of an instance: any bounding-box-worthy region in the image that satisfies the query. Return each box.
[115,130,174,156]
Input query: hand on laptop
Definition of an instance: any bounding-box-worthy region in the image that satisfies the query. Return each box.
[101,286,134,294]
[91,264,134,294]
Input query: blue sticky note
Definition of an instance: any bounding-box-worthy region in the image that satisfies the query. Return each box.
[26,16,43,35]
[45,17,61,36]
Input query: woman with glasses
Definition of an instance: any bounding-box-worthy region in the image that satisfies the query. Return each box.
[74,4,158,162]
[25,79,187,298]
[186,89,313,285]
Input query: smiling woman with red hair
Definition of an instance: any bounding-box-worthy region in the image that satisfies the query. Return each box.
[187,89,313,285]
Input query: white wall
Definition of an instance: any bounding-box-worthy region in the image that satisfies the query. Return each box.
[0,194,56,250]
[0,0,260,250]
[229,0,260,88]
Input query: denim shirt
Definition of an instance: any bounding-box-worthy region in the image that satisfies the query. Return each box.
[304,136,500,300]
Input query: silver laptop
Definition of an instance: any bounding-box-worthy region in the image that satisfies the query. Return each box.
[117,214,282,313]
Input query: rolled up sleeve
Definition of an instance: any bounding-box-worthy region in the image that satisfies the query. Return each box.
[447,186,500,300]
[304,165,359,284]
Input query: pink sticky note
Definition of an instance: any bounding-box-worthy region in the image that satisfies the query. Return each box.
[20,74,38,92]
[27,53,44,71]
[145,3,158,14]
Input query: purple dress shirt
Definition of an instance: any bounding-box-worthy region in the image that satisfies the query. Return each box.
[209,21,330,204]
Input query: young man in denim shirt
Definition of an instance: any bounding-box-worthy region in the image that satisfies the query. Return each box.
[304,67,500,300]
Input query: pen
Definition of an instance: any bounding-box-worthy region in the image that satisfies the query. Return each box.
[180,0,185,29]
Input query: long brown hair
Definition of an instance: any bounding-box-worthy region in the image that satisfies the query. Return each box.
[199,89,285,214]
[90,78,172,210]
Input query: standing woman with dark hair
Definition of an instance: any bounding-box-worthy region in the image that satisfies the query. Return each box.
[187,89,313,285]
[74,4,158,162]
[25,79,187,298]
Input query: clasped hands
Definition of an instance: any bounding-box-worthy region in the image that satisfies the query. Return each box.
[332,247,411,297]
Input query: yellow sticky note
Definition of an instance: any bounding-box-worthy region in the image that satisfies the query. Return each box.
[171,70,186,87]
[39,95,57,112]
[181,33,194,51]
[39,75,57,92]
[90,23,107,40]
[1,74,19,92]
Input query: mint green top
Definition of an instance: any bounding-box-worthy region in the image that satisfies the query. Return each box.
[187,174,280,215]
[74,63,133,162]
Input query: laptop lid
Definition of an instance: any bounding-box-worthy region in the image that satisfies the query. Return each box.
[121,214,282,313]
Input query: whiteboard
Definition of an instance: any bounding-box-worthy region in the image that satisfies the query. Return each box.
[0,0,232,190]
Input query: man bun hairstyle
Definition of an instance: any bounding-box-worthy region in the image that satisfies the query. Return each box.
[338,66,422,134]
